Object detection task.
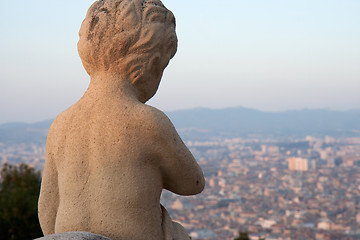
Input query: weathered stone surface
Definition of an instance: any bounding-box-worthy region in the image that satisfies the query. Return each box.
[38,0,204,240]
[35,232,112,240]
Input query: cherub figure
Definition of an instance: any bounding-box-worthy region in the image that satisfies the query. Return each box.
[38,0,205,239]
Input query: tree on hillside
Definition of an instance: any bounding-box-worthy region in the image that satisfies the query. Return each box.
[0,163,43,239]
[234,231,266,240]
[234,231,250,240]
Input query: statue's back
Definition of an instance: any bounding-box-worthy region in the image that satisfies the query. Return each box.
[46,100,165,239]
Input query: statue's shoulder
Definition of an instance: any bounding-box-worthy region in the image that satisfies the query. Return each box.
[47,105,78,139]
[138,104,174,129]
[135,105,178,143]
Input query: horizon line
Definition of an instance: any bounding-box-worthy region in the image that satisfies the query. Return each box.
[1,106,359,126]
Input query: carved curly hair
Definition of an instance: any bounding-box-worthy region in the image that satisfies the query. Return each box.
[78,0,178,79]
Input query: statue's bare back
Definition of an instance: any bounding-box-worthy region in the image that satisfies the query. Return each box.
[38,1,205,239]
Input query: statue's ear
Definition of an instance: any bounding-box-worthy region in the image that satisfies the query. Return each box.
[131,53,163,103]
[148,53,162,79]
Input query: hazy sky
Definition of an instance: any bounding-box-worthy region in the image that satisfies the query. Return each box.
[0,0,359,124]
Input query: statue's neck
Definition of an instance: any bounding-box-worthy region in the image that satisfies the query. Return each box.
[84,73,139,103]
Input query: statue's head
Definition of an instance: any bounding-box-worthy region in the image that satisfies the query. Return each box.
[78,0,178,102]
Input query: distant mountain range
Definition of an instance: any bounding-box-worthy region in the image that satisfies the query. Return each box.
[0,120,53,143]
[167,107,360,139]
[1,107,359,143]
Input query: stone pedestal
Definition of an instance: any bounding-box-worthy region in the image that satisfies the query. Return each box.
[35,232,112,240]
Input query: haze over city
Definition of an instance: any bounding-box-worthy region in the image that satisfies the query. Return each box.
[0,0,359,124]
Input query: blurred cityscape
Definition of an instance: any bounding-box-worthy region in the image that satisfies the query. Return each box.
[1,134,360,239]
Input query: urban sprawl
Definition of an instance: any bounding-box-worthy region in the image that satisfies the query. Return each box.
[1,135,360,240]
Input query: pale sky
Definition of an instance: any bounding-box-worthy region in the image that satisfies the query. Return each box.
[0,0,359,124]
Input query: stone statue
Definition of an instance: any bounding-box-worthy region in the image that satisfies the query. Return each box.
[38,0,205,239]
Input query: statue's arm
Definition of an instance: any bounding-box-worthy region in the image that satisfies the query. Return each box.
[150,112,205,196]
[38,131,59,235]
